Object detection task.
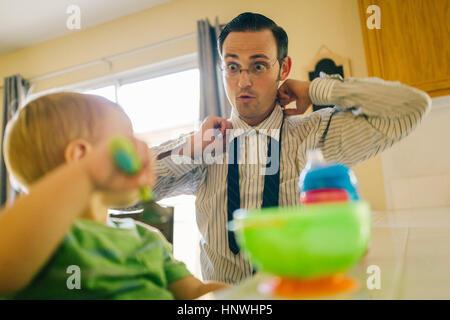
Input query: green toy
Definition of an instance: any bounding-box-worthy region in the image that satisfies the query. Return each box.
[109,136,170,224]
[109,136,153,201]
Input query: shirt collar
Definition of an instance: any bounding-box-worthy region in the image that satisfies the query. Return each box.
[229,104,284,142]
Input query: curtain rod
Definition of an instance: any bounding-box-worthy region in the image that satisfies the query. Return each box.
[0,31,196,89]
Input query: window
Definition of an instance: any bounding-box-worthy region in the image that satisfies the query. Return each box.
[84,85,116,104]
[119,69,199,134]
[82,55,202,279]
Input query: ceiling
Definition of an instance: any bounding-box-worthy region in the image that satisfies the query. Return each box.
[0,0,171,55]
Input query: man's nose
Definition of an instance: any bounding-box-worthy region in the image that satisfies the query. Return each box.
[238,70,252,88]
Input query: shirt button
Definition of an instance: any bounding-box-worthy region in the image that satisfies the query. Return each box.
[253,174,257,179]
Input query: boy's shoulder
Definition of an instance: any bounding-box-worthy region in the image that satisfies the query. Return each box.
[64,218,175,266]
[73,217,167,242]
[133,220,168,241]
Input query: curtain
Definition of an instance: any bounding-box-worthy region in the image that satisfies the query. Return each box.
[1,74,30,207]
[197,17,232,120]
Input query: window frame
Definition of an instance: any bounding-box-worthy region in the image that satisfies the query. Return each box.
[87,53,196,95]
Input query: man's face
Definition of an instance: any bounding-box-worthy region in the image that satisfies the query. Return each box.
[221,30,291,126]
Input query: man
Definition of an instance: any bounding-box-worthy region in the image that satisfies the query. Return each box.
[152,12,431,284]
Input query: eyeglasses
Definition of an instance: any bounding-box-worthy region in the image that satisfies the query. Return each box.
[220,58,279,78]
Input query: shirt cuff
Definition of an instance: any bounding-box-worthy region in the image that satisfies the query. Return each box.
[159,153,201,177]
[309,74,341,106]
[153,134,202,177]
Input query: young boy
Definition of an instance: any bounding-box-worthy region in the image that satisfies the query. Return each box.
[0,92,227,299]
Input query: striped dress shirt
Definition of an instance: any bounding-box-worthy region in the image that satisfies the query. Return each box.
[151,74,431,284]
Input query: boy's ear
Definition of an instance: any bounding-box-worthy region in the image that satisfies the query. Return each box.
[64,139,93,163]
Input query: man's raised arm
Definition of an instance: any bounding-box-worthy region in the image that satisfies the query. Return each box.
[278,75,431,166]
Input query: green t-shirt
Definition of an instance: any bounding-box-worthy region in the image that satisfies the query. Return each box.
[8,218,191,300]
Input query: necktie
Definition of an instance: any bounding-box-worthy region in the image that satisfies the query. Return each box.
[227,120,284,254]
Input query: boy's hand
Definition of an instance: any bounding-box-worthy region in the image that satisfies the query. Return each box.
[168,275,229,300]
[81,136,154,191]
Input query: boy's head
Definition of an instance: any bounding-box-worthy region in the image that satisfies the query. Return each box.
[4,92,139,208]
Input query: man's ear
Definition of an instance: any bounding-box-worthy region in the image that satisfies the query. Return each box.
[64,139,93,163]
[279,56,292,81]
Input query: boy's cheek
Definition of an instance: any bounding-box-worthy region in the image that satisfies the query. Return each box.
[101,189,141,208]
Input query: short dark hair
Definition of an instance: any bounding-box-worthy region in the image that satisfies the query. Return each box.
[218,12,288,64]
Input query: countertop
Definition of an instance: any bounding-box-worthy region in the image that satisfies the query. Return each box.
[201,206,450,300]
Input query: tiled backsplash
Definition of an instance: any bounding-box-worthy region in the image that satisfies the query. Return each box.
[382,95,450,210]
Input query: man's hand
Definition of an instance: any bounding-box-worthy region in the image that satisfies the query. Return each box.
[181,116,233,160]
[277,79,312,116]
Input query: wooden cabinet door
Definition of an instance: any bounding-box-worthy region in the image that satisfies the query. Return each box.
[358,0,450,97]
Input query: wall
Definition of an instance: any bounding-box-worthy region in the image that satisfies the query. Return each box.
[0,86,3,184]
[0,0,387,210]
[382,96,450,210]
